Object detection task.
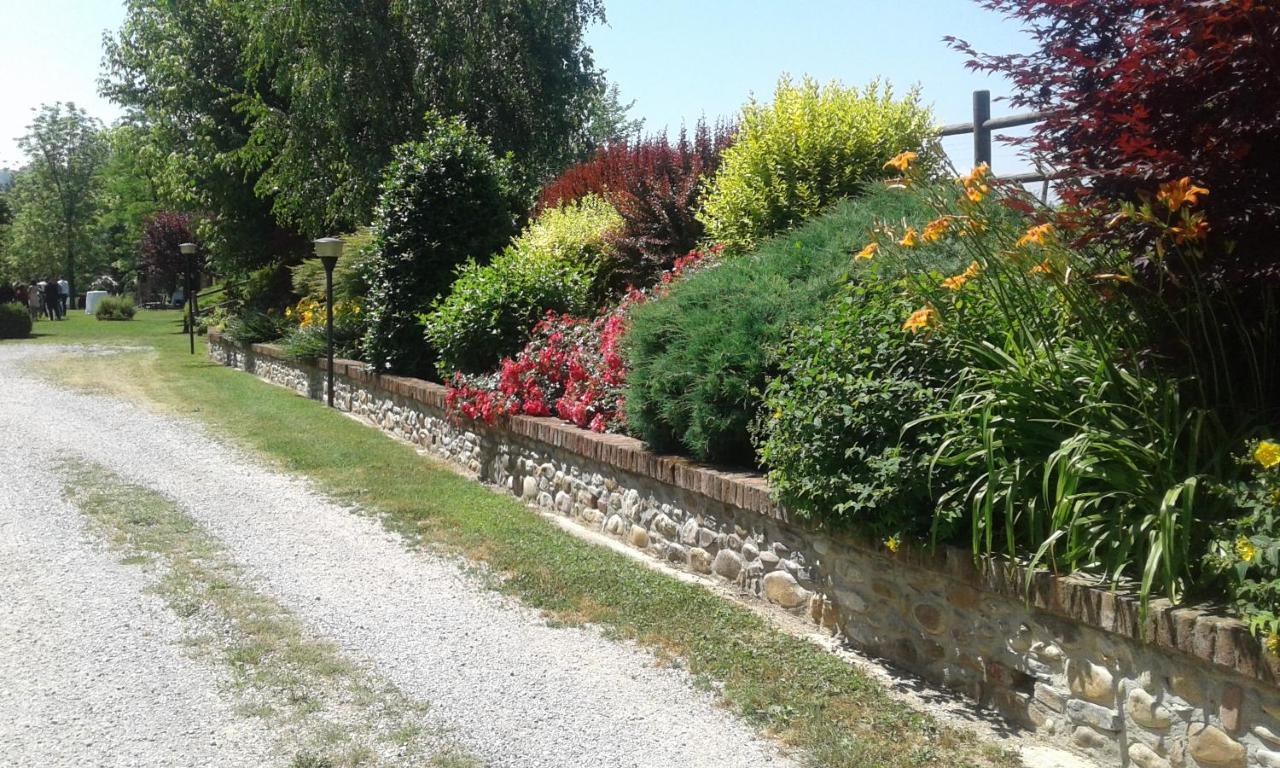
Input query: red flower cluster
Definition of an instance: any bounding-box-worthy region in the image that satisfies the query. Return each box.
[446,247,721,432]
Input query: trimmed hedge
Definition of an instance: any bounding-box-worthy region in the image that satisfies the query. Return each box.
[360,114,521,378]
[0,302,32,339]
[95,296,137,321]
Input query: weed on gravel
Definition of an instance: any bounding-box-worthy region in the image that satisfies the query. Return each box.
[60,458,478,768]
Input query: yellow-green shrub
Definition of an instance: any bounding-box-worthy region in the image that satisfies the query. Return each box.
[698,76,935,254]
[424,195,622,375]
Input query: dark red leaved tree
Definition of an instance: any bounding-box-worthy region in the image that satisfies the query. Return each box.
[538,119,736,288]
[949,0,1280,278]
[139,211,200,294]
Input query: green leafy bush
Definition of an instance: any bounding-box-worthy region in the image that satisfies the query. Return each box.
[623,186,931,465]
[756,277,959,538]
[698,76,935,254]
[0,302,32,339]
[361,115,520,378]
[1212,441,1280,645]
[94,296,137,321]
[424,195,622,376]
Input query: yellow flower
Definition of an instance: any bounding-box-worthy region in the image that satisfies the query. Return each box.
[285,307,293,319]
[1236,536,1258,564]
[899,227,920,248]
[883,151,919,174]
[962,260,980,279]
[1017,223,1055,248]
[1268,633,1280,657]
[885,535,900,553]
[901,306,938,334]
[1157,177,1209,212]
[854,242,879,261]
[959,164,991,203]
[922,217,951,243]
[1029,260,1054,276]
[1255,440,1280,470]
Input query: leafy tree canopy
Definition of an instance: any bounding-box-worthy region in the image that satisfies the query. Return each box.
[103,0,619,241]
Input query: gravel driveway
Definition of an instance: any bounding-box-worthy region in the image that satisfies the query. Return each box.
[0,344,793,768]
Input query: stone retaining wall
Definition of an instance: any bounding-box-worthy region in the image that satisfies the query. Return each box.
[209,331,1280,768]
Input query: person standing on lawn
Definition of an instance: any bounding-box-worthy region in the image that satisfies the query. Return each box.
[27,283,40,320]
[44,278,60,320]
[57,277,70,315]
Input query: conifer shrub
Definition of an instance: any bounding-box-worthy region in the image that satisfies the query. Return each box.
[623,186,932,465]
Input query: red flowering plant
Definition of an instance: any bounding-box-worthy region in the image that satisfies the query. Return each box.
[445,247,721,432]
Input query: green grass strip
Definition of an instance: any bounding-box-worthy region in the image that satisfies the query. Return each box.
[61,458,477,768]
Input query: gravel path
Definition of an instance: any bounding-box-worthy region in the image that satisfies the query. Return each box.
[0,393,274,765]
[0,344,794,768]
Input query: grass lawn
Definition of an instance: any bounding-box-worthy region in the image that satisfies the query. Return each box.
[14,310,1015,768]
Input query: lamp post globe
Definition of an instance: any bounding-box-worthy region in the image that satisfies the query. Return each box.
[179,242,198,354]
[312,237,344,407]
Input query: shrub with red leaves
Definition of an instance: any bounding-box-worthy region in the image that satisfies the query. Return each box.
[446,247,721,432]
[536,121,735,289]
[139,211,200,293]
[950,0,1280,278]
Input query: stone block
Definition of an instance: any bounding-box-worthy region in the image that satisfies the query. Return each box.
[678,518,700,545]
[651,513,678,539]
[711,549,743,580]
[1066,699,1121,732]
[604,514,625,536]
[762,570,810,609]
[1066,658,1114,705]
[1034,683,1066,713]
[1127,687,1173,730]
[1071,725,1108,750]
[1128,742,1171,768]
[1259,750,1280,768]
[1187,723,1246,767]
[628,524,650,549]
[688,547,712,574]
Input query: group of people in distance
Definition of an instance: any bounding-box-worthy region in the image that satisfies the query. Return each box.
[0,278,70,321]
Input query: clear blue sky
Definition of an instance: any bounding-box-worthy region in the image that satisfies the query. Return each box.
[0,0,1038,173]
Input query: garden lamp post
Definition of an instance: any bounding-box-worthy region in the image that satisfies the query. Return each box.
[179,242,198,354]
[312,237,343,408]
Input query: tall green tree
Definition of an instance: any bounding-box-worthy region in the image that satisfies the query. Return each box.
[103,0,613,239]
[101,0,303,275]
[16,103,108,297]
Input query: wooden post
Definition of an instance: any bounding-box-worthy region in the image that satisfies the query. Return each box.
[973,90,992,170]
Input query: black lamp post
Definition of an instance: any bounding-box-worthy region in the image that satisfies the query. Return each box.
[179,242,198,354]
[312,237,343,407]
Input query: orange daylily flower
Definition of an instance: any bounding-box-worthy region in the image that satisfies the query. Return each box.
[1169,215,1210,244]
[1029,260,1054,276]
[1157,177,1209,212]
[1017,223,1055,248]
[883,151,919,174]
[899,227,920,248]
[854,242,879,261]
[922,217,951,243]
[902,306,938,334]
[959,164,991,203]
